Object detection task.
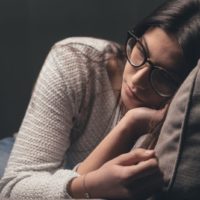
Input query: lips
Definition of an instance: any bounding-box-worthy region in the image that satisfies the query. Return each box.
[124,82,144,103]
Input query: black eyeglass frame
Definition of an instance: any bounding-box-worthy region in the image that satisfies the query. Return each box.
[125,30,180,97]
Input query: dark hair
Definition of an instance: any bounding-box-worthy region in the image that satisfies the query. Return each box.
[134,0,200,75]
[135,0,200,149]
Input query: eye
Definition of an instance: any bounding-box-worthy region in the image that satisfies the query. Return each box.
[129,41,146,67]
[136,42,144,55]
[151,68,178,96]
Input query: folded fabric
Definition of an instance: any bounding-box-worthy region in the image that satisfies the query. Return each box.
[154,59,200,200]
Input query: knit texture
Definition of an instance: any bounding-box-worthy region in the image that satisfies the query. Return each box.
[0,37,124,199]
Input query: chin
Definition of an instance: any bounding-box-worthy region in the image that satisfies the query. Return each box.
[121,90,143,110]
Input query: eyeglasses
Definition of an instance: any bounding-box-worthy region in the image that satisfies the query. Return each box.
[125,30,179,97]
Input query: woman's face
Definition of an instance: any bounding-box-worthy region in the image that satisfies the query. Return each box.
[121,27,184,110]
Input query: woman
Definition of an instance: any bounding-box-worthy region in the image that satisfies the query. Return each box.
[0,0,200,199]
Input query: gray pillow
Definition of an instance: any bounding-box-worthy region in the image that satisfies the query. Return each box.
[154,60,200,200]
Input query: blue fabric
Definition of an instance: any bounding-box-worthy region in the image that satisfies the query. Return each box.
[0,137,15,178]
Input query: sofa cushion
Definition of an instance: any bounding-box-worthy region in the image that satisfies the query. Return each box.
[133,60,200,199]
[154,60,200,200]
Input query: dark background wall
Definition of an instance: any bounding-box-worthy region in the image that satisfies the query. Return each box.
[0,0,165,139]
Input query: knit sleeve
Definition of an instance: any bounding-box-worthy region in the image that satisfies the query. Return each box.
[0,45,81,199]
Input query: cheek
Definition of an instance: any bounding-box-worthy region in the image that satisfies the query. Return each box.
[147,93,167,108]
[123,62,135,79]
[122,62,167,109]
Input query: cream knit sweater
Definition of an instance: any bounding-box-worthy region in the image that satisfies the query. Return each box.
[0,37,124,199]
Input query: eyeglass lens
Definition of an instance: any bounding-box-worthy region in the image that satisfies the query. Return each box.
[151,69,177,96]
[126,37,146,67]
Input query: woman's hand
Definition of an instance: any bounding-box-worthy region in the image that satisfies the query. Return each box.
[77,105,168,175]
[118,105,168,140]
[69,148,164,199]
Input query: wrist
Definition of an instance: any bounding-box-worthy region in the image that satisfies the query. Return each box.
[116,114,137,139]
[119,110,148,140]
[83,171,101,199]
[67,176,84,198]
[67,175,92,199]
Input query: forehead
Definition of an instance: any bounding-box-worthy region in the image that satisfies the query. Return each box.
[142,27,184,74]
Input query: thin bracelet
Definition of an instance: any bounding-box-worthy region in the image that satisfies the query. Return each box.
[83,174,91,199]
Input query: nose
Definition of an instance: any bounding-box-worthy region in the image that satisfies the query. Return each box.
[131,65,151,89]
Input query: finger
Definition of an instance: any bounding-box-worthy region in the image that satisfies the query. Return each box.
[161,101,170,111]
[151,108,166,124]
[124,157,160,182]
[112,148,155,166]
[126,165,162,184]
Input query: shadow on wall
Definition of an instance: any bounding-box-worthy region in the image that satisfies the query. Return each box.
[0,0,165,139]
